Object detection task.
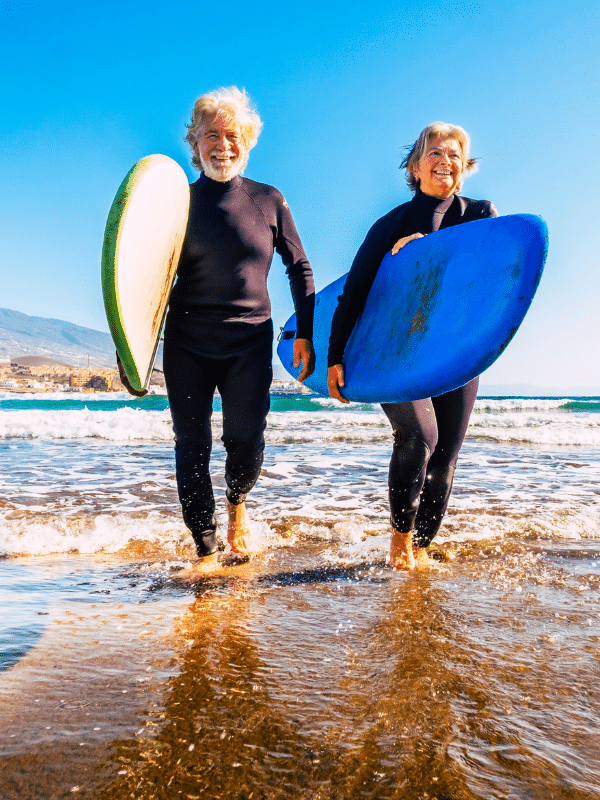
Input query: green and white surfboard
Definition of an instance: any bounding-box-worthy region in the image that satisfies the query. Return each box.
[101,154,190,394]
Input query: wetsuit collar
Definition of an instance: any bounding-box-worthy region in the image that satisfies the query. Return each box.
[197,174,243,193]
[412,188,456,211]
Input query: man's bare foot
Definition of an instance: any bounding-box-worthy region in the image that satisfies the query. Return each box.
[389,530,416,571]
[226,498,252,555]
[413,546,448,571]
[174,552,221,581]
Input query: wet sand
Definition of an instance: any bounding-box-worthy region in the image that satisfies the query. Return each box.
[1,542,600,800]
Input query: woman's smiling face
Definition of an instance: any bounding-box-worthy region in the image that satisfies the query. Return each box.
[411,136,464,198]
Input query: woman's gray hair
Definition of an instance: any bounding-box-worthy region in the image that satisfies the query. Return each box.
[401,122,478,193]
[185,86,263,172]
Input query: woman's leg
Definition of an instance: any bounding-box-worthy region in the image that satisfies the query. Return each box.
[412,377,479,549]
[380,399,438,569]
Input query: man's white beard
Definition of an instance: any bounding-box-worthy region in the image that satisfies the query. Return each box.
[201,155,245,183]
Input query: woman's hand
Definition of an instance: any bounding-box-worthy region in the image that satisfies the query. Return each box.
[293,338,315,382]
[391,232,425,255]
[327,364,349,404]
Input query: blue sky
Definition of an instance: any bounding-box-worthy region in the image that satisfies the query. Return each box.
[1,0,599,390]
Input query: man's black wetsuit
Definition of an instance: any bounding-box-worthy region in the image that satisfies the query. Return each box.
[329,190,497,548]
[164,174,314,557]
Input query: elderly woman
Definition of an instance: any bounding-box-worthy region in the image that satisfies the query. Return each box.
[328,122,497,570]
[165,87,315,578]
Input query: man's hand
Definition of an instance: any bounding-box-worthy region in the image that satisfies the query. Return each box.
[293,338,315,382]
[117,353,148,397]
[327,363,349,403]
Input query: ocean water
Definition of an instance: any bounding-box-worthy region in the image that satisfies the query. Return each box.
[1,389,599,559]
[1,388,600,799]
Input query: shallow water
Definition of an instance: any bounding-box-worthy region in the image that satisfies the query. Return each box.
[1,544,600,799]
[1,437,598,560]
[1,391,599,798]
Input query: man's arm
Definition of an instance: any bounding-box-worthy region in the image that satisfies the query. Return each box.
[293,338,315,382]
[272,190,316,380]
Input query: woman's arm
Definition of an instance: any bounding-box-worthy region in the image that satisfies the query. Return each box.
[391,232,425,255]
[327,214,398,370]
[327,363,349,404]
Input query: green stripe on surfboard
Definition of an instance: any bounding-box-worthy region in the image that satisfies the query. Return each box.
[101,158,147,390]
[101,154,190,393]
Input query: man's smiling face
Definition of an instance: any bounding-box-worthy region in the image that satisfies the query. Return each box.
[196,113,248,182]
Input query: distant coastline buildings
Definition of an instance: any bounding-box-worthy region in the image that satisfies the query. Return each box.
[0,356,303,394]
[0,355,166,393]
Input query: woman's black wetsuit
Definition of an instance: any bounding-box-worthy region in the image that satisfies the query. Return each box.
[329,190,497,547]
[164,174,314,557]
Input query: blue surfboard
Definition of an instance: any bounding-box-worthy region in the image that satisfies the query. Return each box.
[277,214,548,402]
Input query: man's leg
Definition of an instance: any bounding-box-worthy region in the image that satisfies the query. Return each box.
[163,333,219,559]
[218,325,273,554]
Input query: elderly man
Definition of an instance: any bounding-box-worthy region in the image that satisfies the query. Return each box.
[165,87,315,578]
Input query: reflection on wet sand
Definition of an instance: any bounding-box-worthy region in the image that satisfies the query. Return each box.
[2,548,600,799]
[96,570,501,799]
[99,586,319,799]
[100,555,600,800]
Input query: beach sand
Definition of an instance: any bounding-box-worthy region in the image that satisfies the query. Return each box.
[1,542,599,800]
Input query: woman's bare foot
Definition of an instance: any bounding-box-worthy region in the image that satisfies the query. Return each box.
[413,546,448,571]
[226,498,252,555]
[389,530,416,571]
[174,552,221,581]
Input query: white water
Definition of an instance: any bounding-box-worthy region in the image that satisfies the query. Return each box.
[1,394,599,446]
[0,392,598,558]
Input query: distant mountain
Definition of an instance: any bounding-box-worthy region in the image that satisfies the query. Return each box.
[0,308,116,368]
[11,355,77,368]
